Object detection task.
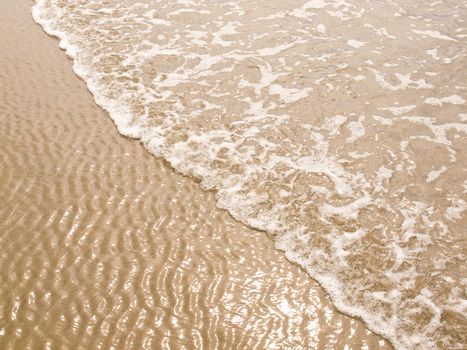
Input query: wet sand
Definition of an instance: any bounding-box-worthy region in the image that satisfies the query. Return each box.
[0,1,394,349]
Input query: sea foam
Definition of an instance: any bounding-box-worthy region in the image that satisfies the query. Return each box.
[32,1,467,349]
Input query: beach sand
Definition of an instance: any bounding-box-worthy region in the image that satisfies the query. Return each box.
[0,1,391,349]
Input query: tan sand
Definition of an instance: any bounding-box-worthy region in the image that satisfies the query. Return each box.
[0,1,391,349]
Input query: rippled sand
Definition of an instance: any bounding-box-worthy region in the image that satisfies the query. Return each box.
[0,2,392,349]
[29,0,467,348]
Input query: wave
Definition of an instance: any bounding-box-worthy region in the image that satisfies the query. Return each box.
[32,0,467,349]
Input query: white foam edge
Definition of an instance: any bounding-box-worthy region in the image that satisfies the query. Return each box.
[32,2,143,140]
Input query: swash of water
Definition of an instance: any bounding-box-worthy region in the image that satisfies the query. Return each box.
[32,0,466,349]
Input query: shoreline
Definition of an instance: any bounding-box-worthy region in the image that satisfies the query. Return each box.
[0,1,393,349]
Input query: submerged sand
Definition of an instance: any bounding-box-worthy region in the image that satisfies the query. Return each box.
[0,2,390,349]
[29,0,467,348]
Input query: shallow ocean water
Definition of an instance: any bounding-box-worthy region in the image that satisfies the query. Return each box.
[6,0,467,348]
[0,2,392,349]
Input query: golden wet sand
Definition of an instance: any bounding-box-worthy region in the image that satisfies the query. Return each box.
[0,2,391,349]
